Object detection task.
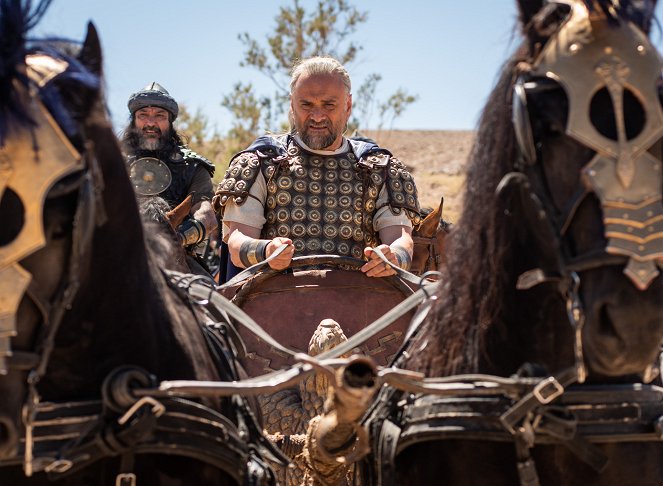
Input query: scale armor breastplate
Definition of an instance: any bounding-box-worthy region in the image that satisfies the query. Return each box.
[262,142,380,259]
[215,136,422,259]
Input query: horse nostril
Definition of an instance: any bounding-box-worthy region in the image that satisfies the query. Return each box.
[0,416,18,457]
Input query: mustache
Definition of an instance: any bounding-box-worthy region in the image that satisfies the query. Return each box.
[305,120,331,130]
[141,125,162,135]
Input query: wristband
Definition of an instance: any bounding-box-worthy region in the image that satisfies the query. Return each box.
[239,239,270,267]
[391,245,412,271]
[177,218,206,247]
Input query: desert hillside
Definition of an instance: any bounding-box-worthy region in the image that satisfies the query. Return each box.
[364,130,475,223]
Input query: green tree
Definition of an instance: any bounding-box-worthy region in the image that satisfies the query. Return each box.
[223,0,417,139]
[221,83,273,159]
[377,88,419,132]
[177,104,229,180]
[350,72,381,132]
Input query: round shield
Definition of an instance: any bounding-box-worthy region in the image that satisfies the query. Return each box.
[128,157,172,196]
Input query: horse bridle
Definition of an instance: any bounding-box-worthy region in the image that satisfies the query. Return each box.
[491,4,663,481]
[0,54,108,475]
[510,0,663,291]
[412,224,449,275]
[494,0,663,398]
[355,4,663,485]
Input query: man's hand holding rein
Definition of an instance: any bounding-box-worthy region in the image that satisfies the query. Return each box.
[264,237,294,270]
[362,243,412,278]
[227,221,295,271]
[235,236,295,271]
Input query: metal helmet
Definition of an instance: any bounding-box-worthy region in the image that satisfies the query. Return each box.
[127,82,179,119]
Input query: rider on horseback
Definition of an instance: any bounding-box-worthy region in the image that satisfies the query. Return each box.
[214,56,421,279]
[122,82,218,275]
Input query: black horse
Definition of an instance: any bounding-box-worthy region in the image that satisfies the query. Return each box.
[361,1,663,485]
[0,1,276,484]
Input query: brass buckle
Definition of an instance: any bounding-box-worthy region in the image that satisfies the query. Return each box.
[117,396,165,426]
[116,473,136,486]
[532,376,564,404]
[44,459,73,474]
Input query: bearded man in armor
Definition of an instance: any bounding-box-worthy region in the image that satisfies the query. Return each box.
[122,82,218,275]
[213,56,421,277]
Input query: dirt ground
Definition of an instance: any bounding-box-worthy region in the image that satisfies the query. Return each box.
[364,130,475,223]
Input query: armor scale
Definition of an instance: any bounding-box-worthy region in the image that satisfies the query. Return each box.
[216,136,420,258]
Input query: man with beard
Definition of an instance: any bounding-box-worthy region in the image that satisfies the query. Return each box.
[213,57,421,278]
[123,82,217,273]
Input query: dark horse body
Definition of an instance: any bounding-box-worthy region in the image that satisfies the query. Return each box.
[0,2,274,484]
[362,1,663,485]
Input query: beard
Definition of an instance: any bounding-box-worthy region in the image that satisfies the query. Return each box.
[298,119,344,150]
[122,122,181,162]
[133,125,170,151]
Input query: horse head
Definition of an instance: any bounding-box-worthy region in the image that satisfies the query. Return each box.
[403,0,663,383]
[511,0,663,379]
[0,0,109,458]
[0,6,277,481]
[137,194,193,273]
[353,3,663,485]
[410,197,451,275]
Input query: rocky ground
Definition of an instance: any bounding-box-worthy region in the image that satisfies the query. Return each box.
[364,130,475,223]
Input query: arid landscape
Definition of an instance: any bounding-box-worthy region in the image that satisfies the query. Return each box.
[364,130,475,223]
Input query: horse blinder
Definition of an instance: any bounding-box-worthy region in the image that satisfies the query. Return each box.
[0,88,85,375]
[512,0,663,290]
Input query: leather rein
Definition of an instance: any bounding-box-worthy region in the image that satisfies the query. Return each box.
[412,235,442,275]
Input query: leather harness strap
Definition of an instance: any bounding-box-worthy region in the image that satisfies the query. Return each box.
[366,382,663,485]
[412,235,441,274]
[2,396,251,484]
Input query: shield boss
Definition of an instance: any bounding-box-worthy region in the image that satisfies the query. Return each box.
[129,157,172,196]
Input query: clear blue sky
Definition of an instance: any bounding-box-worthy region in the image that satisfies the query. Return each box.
[34,1,663,132]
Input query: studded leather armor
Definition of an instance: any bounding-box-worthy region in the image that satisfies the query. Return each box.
[215,135,420,258]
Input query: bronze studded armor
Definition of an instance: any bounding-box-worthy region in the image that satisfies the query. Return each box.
[215,135,421,258]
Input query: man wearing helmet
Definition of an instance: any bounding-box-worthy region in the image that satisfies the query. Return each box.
[122,82,217,272]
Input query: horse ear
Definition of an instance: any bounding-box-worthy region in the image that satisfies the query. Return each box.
[641,0,658,33]
[516,0,545,28]
[166,194,194,230]
[78,22,102,76]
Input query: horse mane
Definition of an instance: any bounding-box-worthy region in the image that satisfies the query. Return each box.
[403,54,523,376]
[1,1,104,152]
[139,196,191,274]
[592,0,656,31]
[0,0,54,142]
